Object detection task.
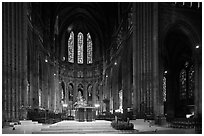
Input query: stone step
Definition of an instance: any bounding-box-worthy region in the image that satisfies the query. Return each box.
[49,125,111,128]
[42,127,116,131]
[41,127,115,131]
[19,120,37,125]
[34,120,122,134]
[50,122,111,127]
[34,129,138,134]
[19,120,33,123]
[33,129,118,134]
[44,124,113,130]
[49,124,111,127]
[14,124,43,128]
[32,121,39,124]
[18,123,42,126]
[134,119,146,122]
[33,130,119,134]
[130,119,151,125]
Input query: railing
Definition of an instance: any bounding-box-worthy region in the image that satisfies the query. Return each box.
[171,2,202,9]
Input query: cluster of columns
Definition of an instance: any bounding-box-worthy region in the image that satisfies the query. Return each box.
[2,2,62,121]
[104,3,161,118]
[26,14,58,112]
[131,3,161,118]
[103,3,161,118]
[2,3,28,121]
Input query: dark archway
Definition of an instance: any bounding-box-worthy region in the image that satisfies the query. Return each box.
[61,81,66,102]
[163,28,195,120]
[87,84,93,104]
[68,83,74,101]
[77,84,84,98]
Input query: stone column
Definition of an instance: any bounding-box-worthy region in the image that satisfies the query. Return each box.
[2,2,28,121]
[5,2,9,121]
[47,64,50,109]
[42,60,46,108]
[11,3,15,120]
[93,82,97,107]
[152,3,160,118]
[146,3,149,115]
[66,82,69,104]
[84,83,88,103]
[23,2,28,108]
[16,3,20,119]
[132,3,137,118]
[10,2,13,120]
[137,3,142,118]
[73,81,77,104]
[8,2,12,120]
[110,68,113,113]
[112,66,118,112]
[2,2,6,122]
[51,67,55,111]
[122,46,131,117]
[105,69,111,112]
[53,67,57,112]
[19,3,23,112]
[13,3,16,119]
[132,3,160,119]
[194,45,202,133]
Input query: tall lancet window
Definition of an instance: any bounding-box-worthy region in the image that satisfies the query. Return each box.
[78,32,83,64]
[188,65,194,99]
[180,69,187,100]
[68,31,74,63]
[87,33,93,64]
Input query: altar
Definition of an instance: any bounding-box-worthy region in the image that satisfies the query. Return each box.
[74,90,96,122]
[75,107,96,122]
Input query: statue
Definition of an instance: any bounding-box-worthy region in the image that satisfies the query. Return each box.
[74,90,87,107]
[77,91,83,101]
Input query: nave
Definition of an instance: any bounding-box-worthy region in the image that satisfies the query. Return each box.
[2,2,202,134]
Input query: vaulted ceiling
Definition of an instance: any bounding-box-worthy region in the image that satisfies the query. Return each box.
[41,2,118,61]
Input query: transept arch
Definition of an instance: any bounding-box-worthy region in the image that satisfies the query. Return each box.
[161,21,201,120]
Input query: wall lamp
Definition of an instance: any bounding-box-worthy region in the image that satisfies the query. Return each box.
[95,104,100,108]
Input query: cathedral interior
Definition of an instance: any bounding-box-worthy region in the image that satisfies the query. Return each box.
[2,2,202,133]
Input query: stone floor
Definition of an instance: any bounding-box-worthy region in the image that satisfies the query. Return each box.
[2,119,195,134]
[130,119,195,134]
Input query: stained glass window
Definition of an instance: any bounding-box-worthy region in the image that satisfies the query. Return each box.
[77,32,83,64]
[68,31,74,63]
[39,89,42,107]
[119,90,123,113]
[188,65,194,99]
[180,69,187,100]
[163,76,167,102]
[87,33,93,64]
